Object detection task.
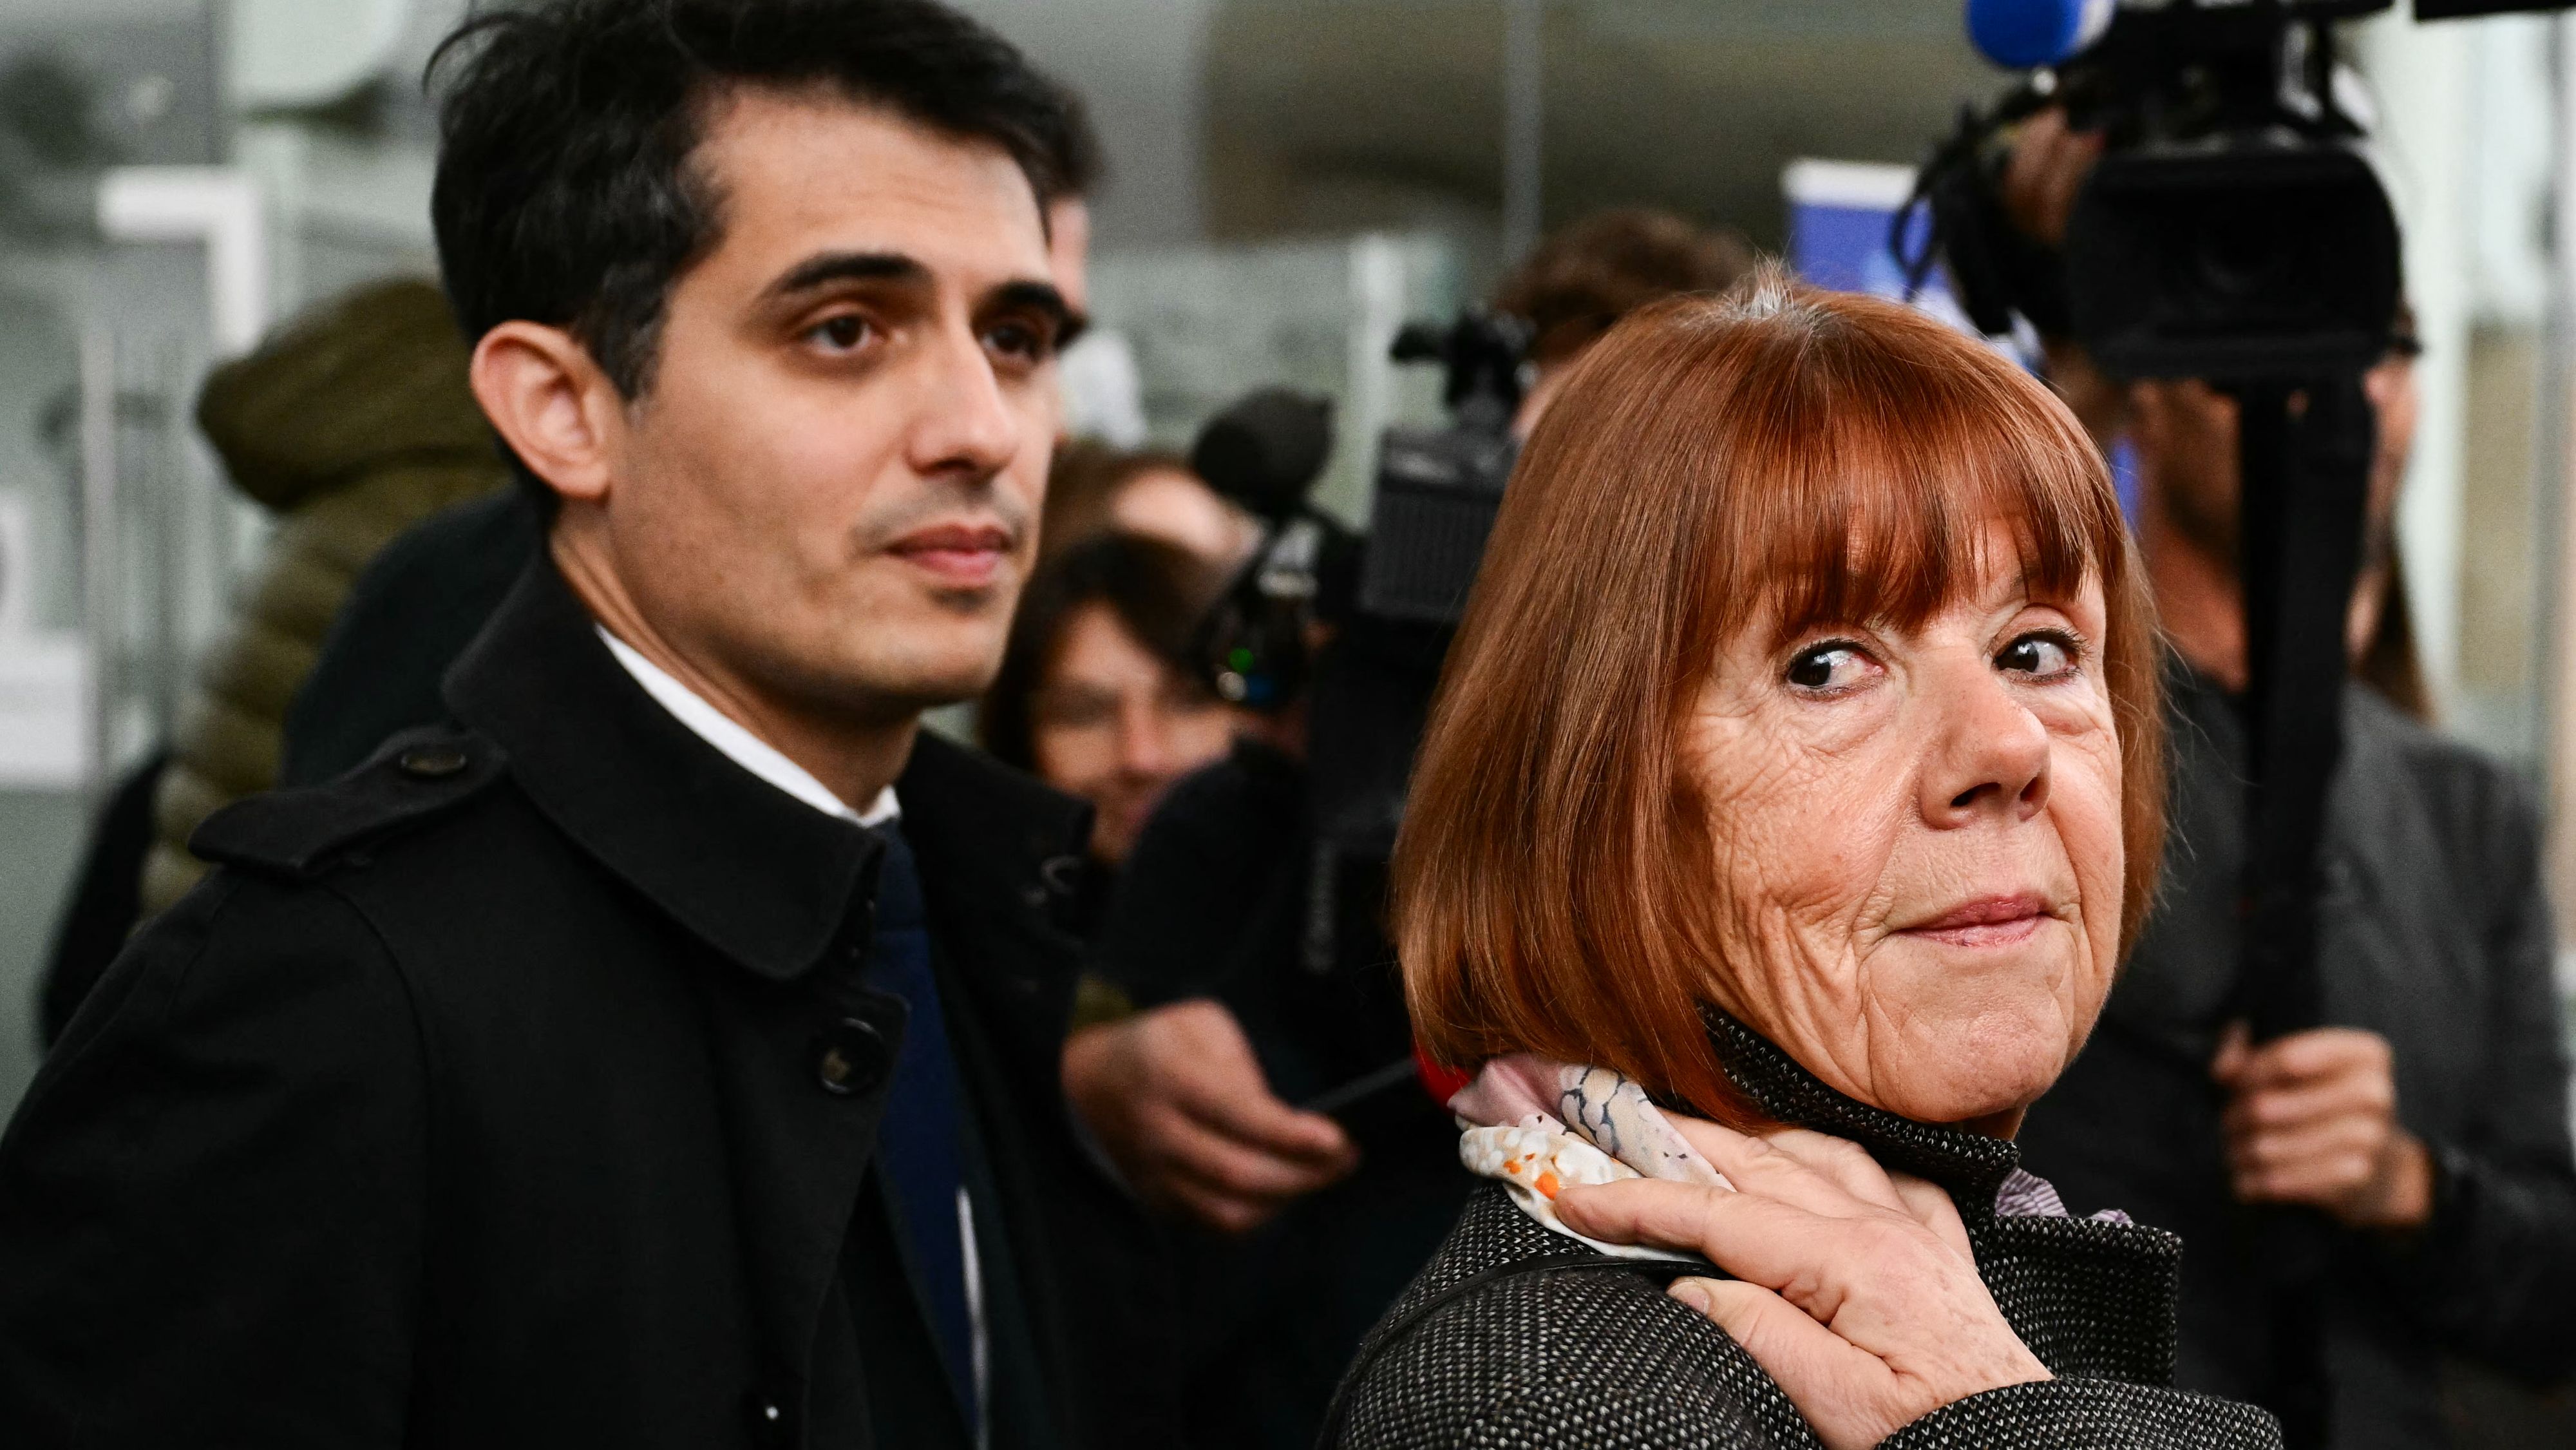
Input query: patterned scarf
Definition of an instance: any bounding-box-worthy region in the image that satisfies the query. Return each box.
[1449,1054,2120,1257]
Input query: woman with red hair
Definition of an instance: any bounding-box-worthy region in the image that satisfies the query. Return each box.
[1327,273,2277,1449]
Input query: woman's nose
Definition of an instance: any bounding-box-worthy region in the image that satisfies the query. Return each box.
[1918,668,2051,828]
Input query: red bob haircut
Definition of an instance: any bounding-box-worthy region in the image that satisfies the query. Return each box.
[1394,270,2164,1124]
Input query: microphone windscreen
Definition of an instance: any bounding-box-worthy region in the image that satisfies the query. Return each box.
[1965,0,2114,70]
[1191,388,1335,520]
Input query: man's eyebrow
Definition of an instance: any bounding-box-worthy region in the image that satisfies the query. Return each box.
[988,278,1085,347]
[763,251,929,300]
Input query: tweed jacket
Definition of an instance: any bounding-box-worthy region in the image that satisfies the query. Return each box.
[1327,1014,2283,1449]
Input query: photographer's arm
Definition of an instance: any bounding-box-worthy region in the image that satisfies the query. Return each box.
[1063,999,1358,1234]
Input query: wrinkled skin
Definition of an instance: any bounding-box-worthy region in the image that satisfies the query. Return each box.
[1683,516,2126,1131]
[1562,517,2125,1445]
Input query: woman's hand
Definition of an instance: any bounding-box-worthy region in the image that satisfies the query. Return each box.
[1551,1120,2049,1450]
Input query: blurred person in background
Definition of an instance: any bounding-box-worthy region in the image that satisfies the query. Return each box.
[979,529,1237,919]
[1038,437,1255,571]
[1999,108,2576,1449]
[1057,205,1753,1450]
[1493,205,1754,439]
[0,5,1172,1450]
[38,278,507,1042]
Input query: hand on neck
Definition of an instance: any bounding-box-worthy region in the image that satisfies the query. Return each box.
[550,520,920,811]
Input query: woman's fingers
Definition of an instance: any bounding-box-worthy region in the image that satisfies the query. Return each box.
[1553,1176,1852,1297]
[1666,1277,1907,1450]
[1888,1170,1974,1263]
[1665,1116,1879,1219]
[1753,1128,1911,1215]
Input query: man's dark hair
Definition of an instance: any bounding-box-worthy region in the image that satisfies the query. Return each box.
[429,0,1088,399]
[979,531,1224,772]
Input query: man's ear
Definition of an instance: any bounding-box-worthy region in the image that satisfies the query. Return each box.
[468,322,624,504]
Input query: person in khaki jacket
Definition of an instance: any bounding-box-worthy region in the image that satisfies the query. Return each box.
[43,276,504,1039]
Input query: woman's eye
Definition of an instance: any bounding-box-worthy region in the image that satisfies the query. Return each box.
[1785,642,1875,693]
[806,315,872,353]
[1996,631,2079,679]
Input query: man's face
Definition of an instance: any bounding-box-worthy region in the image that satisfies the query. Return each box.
[595,91,1066,723]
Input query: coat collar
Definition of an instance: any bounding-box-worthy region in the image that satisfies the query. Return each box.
[443,557,1089,985]
[1701,1006,2023,1216]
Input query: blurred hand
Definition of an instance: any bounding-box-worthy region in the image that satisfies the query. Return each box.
[1998,106,2103,248]
[1061,998,1359,1234]
[1554,1120,2049,1450]
[2213,1022,2432,1231]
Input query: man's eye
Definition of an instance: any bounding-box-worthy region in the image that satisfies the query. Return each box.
[1996,632,2079,679]
[985,320,1054,362]
[807,315,871,352]
[1785,642,1875,692]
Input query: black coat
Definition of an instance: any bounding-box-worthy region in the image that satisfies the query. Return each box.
[1329,1013,2284,1450]
[0,560,1175,1450]
[2018,664,2576,1447]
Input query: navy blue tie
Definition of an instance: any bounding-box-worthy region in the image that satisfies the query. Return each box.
[862,825,977,1433]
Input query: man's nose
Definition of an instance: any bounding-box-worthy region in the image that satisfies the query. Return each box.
[1918,661,2051,828]
[905,323,1023,479]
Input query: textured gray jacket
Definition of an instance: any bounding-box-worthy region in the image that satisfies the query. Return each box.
[1326,1015,2283,1449]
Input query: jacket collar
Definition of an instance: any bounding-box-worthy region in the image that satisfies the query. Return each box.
[444,557,1095,991]
[444,557,882,982]
[1702,1006,2023,1217]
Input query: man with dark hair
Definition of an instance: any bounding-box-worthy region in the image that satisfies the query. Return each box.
[278,52,1105,791]
[0,4,1170,1449]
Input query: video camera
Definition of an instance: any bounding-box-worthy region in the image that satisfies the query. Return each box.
[1920,0,2562,380]
[1168,317,1526,1118]
[1192,312,1526,872]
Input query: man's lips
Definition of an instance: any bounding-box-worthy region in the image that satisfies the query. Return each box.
[1896,893,2050,948]
[888,522,1014,586]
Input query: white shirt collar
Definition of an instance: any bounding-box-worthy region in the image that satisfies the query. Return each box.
[597,626,899,828]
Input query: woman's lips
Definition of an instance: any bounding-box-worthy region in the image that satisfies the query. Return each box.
[1897,893,2049,948]
[889,522,1014,587]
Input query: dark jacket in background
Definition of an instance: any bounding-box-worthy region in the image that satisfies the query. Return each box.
[0,560,1176,1450]
[281,488,540,788]
[1096,738,1476,1450]
[2018,662,2576,1449]
[1331,1011,2284,1450]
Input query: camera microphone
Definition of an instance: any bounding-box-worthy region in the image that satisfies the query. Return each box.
[1965,0,2112,68]
[1189,387,1334,524]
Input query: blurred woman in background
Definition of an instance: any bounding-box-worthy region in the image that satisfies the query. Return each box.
[981,530,1237,913]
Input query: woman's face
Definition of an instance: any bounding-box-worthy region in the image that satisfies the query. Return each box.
[1030,603,1238,864]
[1683,517,2125,1130]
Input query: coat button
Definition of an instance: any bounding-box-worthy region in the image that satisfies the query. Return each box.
[813,1016,890,1096]
[397,743,469,779]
